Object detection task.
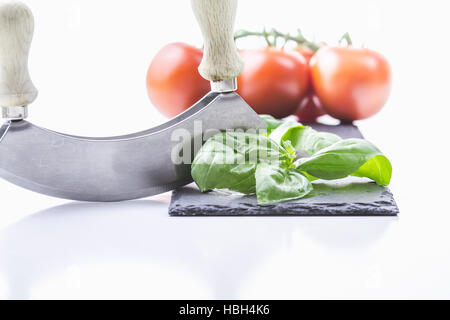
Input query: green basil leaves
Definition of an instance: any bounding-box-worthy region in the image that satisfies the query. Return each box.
[295,139,392,186]
[270,121,341,156]
[259,115,284,135]
[191,116,392,204]
[256,163,313,205]
[191,132,294,194]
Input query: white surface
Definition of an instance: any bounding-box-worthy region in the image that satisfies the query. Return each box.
[0,0,449,300]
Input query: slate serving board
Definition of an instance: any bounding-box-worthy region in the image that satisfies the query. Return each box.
[169,124,399,217]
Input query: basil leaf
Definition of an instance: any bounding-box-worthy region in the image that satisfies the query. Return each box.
[256,163,313,205]
[191,132,292,194]
[295,139,392,186]
[260,115,284,135]
[270,121,341,156]
[352,155,392,186]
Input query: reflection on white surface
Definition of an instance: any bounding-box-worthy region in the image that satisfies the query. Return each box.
[239,218,394,299]
[0,272,7,300]
[30,262,213,300]
[296,218,391,250]
[0,201,393,300]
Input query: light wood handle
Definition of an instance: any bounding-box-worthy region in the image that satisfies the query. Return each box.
[0,1,37,108]
[191,0,244,82]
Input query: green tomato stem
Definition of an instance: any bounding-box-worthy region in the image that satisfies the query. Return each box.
[339,32,353,46]
[235,28,320,51]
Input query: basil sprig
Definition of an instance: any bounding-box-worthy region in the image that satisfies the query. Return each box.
[269,121,341,156]
[191,115,392,204]
[268,117,392,186]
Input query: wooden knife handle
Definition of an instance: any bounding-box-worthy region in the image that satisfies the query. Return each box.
[0,1,37,110]
[191,0,244,83]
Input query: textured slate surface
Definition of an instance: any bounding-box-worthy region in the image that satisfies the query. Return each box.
[169,124,399,217]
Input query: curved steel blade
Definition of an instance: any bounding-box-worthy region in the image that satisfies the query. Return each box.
[0,92,265,201]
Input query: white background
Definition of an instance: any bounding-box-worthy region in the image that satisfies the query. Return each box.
[0,0,449,299]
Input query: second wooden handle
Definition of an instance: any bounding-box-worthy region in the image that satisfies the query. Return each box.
[191,0,244,82]
[0,1,37,108]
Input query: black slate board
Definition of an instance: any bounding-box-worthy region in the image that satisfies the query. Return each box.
[169,124,399,217]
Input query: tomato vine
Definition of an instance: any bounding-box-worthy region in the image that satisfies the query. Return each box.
[234,28,353,52]
[235,28,319,51]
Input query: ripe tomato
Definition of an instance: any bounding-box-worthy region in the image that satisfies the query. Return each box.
[310,47,391,122]
[237,48,309,119]
[296,94,326,123]
[295,46,326,122]
[296,46,316,66]
[146,43,210,118]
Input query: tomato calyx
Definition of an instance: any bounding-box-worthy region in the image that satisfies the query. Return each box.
[339,32,353,46]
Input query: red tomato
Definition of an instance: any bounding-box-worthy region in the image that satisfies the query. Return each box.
[295,47,326,122]
[146,43,210,118]
[310,47,392,122]
[237,48,309,119]
[296,46,316,65]
[296,94,326,123]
